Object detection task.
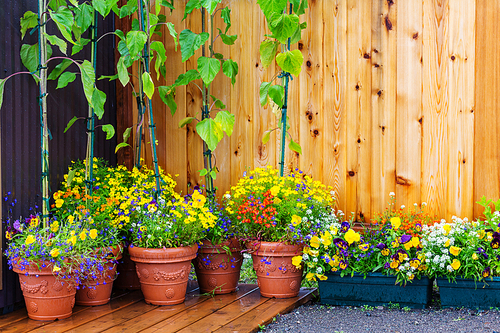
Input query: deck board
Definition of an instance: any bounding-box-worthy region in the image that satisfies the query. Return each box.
[0,283,316,333]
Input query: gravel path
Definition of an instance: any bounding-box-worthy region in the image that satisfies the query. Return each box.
[262,303,500,333]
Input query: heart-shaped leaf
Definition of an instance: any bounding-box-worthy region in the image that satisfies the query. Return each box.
[276,49,303,76]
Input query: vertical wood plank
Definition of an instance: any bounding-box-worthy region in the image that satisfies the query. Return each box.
[230,0,254,184]
[185,7,204,190]
[447,0,475,219]
[422,0,449,218]
[298,0,323,181]
[396,0,422,210]
[370,0,397,214]
[474,0,500,217]
[163,6,188,195]
[346,0,372,220]
[323,0,347,211]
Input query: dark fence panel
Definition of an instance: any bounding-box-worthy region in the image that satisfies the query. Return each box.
[0,0,117,311]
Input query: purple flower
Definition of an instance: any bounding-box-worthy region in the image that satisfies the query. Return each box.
[376,243,387,250]
[333,238,348,250]
[482,267,491,278]
[491,238,500,249]
[13,220,22,232]
[340,222,350,233]
[384,262,391,270]
[399,235,412,244]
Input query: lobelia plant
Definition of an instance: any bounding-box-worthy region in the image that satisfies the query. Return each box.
[257,0,308,176]
[0,0,116,221]
[163,0,238,199]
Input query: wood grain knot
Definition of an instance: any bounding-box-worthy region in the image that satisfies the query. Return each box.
[348,171,356,177]
[396,175,411,186]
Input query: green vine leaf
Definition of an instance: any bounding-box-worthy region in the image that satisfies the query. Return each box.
[221,7,231,33]
[257,0,287,18]
[20,11,38,40]
[102,124,115,139]
[211,95,226,109]
[64,116,79,133]
[214,110,235,136]
[199,168,208,176]
[222,59,238,85]
[197,56,220,86]
[92,88,106,119]
[45,34,67,55]
[48,59,72,80]
[268,84,284,107]
[48,0,66,10]
[80,60,96,106]
[201,0,222,15]
[126,30,147,58]
[66,169,76,187]
[142,72,155,99]
[179,29,209,62]
[117,56,129,87]
[123,126,132,142]
[290,0,308,15]
[183,0,201,21]
[290,21,307,44]
[75,3,93,32]
[276,49,303,76]
[158,86,177,115]
[259,81,272,106]
[166,22,178,51]
[56,72,76,89]
[269,13,300,44]
[259,40,280,68]
[289,138,302,154]
[50,7,75,44]
[119,0,138,18]
[196,118,224,151]
[93,0,119,18]
[150,41,167,80]
[179,117,196,128]
[210,170,217,180]
[262,129,271,144]
[115,142,130,153]
[71,38,90,55]
[218,29,237,45]
[0,79,6,110]
[173,69,201,86]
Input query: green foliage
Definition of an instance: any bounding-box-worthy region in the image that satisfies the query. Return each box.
[20,11,38,39]
[101,124,115,140]
[158,86,177,115]
[126,30,147,58]
[64,116,79,133]
[56,72,76,89]
[268,84,284,107]
[222,59,238,85]
[0,79,6,111]
[196,118,224,151]
[142,72,154,99]
[276,49,303,76]
[197,56,220,86]
[45,34,68,55]
[179,29,210,62]
[260,40,280,68]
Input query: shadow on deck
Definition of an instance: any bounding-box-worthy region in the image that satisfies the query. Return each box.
[0,282,317,332]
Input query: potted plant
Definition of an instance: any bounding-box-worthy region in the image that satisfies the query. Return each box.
[52,159,128,305]
[193,192,242,295]
[226,166,335,298]
[4,213,108,320]
[305,193,435,309]
[124,179,214,305]
[421,198,500,309]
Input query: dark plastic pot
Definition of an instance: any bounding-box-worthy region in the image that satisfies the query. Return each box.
[319,272,432,309]
[436,276,500,309]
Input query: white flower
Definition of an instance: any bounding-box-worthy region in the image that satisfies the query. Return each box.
[148,234,152,238]
[389,192,395,197]
[302,253,310,260]
[447,265,453,272]
[224,193,231,200]
[316,266,323,274]
[440,263,445,268]
[414,203,418,207]
[401,205,405,209]
[313,257,318,263]
[330,191,336,196]
[422,202,427,207]
[132,223,137,227]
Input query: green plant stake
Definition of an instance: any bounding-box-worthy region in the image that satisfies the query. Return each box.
[164,0,238,200]
[258,0,308,176]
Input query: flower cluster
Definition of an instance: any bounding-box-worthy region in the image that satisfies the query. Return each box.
[421,216,500,281]
[226,166,335,243]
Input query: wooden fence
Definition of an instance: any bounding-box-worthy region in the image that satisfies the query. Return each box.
[123,0,500,222]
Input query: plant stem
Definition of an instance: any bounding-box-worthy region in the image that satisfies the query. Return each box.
[39,0,49,226]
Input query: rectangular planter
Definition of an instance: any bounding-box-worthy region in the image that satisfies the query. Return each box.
[318,272,433,309]
[437,277,500,309]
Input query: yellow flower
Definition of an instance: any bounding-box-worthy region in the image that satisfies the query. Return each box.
[404,242,413,250]
[390,261,399,269]
[89,229,98,239]
[472,253,478,260]
[67,215,75,224]
[30,217,39,227]
[321,231,332,247]
[310,236,321,249]
[306,272,316,281]
[50,248,60,257]
[390,217,401,230]
[291,215,301,226]
[444,239,450,247]
[270,185,280,196]
[52,266,61,272]
[344,229,360,245]
[450,246,462,256]
[317,274,328,281]
[25,235,35,245]
[55,199,64,208]
[381,248,390,256]
[66,235,77,246]
[443,224,452,235]
[411,237,420,248]
[478,230,486,239]
[292,256,302,268]
[50,221,59,233]
[79,230,87,241]
[5,231,12,240]
[451,259,461,270]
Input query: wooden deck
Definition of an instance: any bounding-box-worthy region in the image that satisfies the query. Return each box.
[0,283,316,333]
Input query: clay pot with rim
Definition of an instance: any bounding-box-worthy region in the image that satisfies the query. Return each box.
[128,244,198,305]
[247,241,304,298]
[194,238,242,294]
[114,247,141,290]
[13,261,76,321]
[76,244,123,306]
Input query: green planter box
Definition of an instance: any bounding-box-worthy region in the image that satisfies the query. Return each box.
[436,277,500,309]
[318,272,433,309]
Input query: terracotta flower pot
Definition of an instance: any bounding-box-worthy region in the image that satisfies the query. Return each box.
[13,261,76,321]
[128,244,198,305]
[194,238,242,294]
[114,248,141,290]
[247,241,304,298]
[76,244,123,306]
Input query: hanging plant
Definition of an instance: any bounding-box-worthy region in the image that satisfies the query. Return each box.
[161,0,238,198]
[257,0,308,176]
